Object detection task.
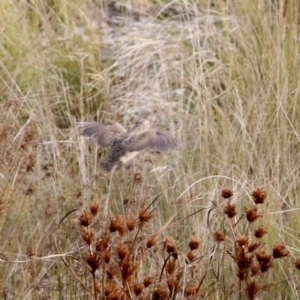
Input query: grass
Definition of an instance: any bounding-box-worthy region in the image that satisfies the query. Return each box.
[0,0,300,299]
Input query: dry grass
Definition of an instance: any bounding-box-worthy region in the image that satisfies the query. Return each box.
[0,0,300,299]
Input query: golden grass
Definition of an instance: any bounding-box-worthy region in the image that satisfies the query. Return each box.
[0,0,300,299]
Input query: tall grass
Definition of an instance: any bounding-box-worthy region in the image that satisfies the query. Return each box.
[0,0,299,299]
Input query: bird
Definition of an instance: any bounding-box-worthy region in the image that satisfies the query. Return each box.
[78,119,178,172]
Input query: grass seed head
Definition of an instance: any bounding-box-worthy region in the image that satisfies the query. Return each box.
[188,237,200,250]
[143,276,153,287]
[252,188,267,204]
[254,225,268,238]
[221,188,234,199]
[214,230,225,242]
[86,252,101,273]
[81,227,95,245]
[248,241,261,252]
[273,243,289,258]
[224,203,237,218]
[125,214,136,231]
[95,233,110,251]
[246,206,261,223]
[246,280,260,300]
[110,215,127,235]
[295,258,300,270]
[78,209,92,227]
[133,283,144,296]
[90,200,100,216]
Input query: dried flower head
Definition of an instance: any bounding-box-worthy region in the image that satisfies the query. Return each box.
[189,237,200,250]
[146,235,157,248]
[95,233,110,252]
[166,258,176,275]
[224,203,237,218]
[133,283,144,296]
[246,206,261,223]
[250,262,260,276]
[254,225,268,238]
[81,227,95,245]
[187,250,197,262]
[90,200,100,216]
[78,209,92,227]
[248,241,261,253]
[246,280,260,300]
[252,188,267,204]
[236,236,249,248]
[86,252,101,273]
[125,214,136,231]
[165,240,178,259]
[152,284,170,300]
[117,243,130,261]
[221,188,233,199]
[109,215,127,235]
[214,230,225,242]
[273,243,289,259]
[295,258,300,270]
[143,276,153,287]
[138,207,154,225]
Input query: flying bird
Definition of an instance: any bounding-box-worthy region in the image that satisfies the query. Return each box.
[78,120,178,172]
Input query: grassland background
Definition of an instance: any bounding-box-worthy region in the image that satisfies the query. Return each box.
[0,0,300,299]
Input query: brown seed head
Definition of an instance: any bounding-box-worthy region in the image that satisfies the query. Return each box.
[165,240,178,259]
[95,233,110,251]
[143,276,153,287]
[295,258,300,270]
[188,237,200,250]
[166,258,176,275]
[81,227,95,245]
[256,249,272,263]
[167,277,180,292]
[125,214,136,231]
[187,250,197,262]
[246,280,260,300]
[246,206,261,223]
[236,236,249,248]
[248,241,261,253]
[252,188,267,204]
[120,258,136,282]
[104,249,112,264]
[109,215,127,235]
[146,235,157,248]
[152,284,170,300]
[78,209,92,227]
[214,230,225,242]
[224,203,237,218]
[90,200,100,216]
[221,188,233,199]
[254,225,268,238]
[117,243,130,261]
[138,207,154,225]
[273,243,289,259]
[86,252,101,273]
[250,262,260,276]
[133,283,144,296]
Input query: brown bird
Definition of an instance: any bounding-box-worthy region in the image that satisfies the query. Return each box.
[78,119,178,172]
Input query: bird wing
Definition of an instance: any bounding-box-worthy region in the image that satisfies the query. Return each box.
[127,130,178,151]
[77,120,126,148]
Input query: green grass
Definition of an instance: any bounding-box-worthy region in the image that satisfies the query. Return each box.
[0,0,300,299]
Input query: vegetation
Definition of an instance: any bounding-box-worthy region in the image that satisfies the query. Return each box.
[0,0,299,299]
